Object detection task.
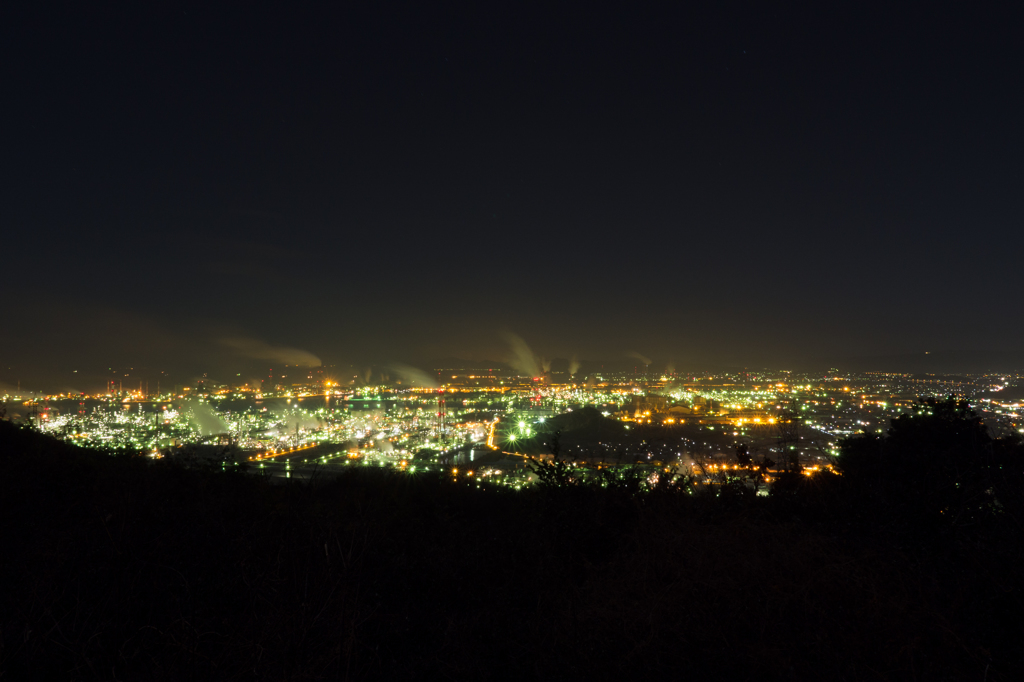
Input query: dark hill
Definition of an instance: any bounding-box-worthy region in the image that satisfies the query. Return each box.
[543,405,626,439]
[1,417,1021,681]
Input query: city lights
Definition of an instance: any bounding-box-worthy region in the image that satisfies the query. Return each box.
[4,366,1018,492]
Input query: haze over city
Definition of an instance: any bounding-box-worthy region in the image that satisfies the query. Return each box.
[3,2,1022,393]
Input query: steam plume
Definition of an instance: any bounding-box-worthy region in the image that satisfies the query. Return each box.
[273,408,322,433]
[182,398,229,435]
[568,355,580,376]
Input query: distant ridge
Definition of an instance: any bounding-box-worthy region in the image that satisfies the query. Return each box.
[428,358,511,372]
[836,350,1024,375]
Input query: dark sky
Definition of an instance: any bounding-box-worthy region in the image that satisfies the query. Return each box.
[3,2,1022,388]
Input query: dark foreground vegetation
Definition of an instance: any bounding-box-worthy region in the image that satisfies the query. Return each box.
[1,398,1022,680]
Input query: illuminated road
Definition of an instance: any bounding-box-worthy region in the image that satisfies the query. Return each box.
[250,442,323,461]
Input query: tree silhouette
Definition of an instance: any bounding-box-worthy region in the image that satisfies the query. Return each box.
[837,396,1021,533]
[735,443,751,467]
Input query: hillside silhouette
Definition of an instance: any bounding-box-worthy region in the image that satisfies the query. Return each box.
[542,405,626,440]
[1,400,1022,681]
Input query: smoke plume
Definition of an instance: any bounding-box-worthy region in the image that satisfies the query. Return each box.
[502,333,541,377]
[626,351,652,366]
[221,337,321,367]
[568,355,580,376]
[388,363,440,388]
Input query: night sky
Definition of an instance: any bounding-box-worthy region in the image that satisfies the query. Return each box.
[3,2,1022,389]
